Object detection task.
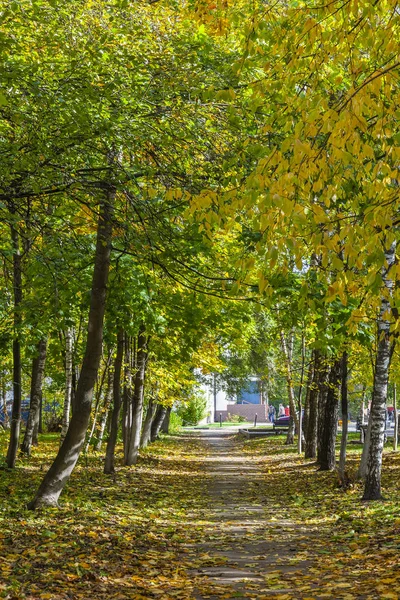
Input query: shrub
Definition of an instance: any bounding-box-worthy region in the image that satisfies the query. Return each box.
[45,413,62,433]
[177,391,208,426]
[226,413,247,423]
[169,412,183,433]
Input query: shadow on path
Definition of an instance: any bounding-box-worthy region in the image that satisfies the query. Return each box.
[188,430,316,599]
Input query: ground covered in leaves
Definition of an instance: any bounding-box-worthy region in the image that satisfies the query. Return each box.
[0,429,399,599]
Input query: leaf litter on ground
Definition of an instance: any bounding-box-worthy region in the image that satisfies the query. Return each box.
[0,430,399,599]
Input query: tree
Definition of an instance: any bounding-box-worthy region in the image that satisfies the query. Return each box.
[29,195,114,508]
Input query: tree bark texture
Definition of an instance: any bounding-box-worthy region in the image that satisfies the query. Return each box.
[85,353,111,453]
[363,243,396,500]
[151,405,167,442]
[122,336,133,464]
[60,328,73,443]
[21,339,47,455]
[297,334,306,454]
[305,350,320,459]
[393,383,398,452]
[140,398,157,449]
[302,350,315,442]
[161,407,172,434]
[358,412,372,481]
[317,359,329,461]
[6,214,23,469]
[95,366,114,452]
[125,324,148,466]
[28,194,114,508]
[338,352,349,482]
[1,374,9,429]
[318,358,341,471]
[104,330,124,474]
[280,331,299,445]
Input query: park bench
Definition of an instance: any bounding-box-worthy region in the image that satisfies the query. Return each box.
[272,415,290,434]
[273,422,289,434]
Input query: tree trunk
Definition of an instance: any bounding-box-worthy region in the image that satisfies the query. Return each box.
[318,358,341,471]
[125,324,148,466]
[394,383,398,452]
[357,410,372,481]
[297,333,306,454]
[28,194,114,508]
[317,359,329,461]
[95,366,114,452]
[1,373,9,429]
[85,354,111,453]
[151,405,167,442]
[33,405,40,445]
[338,352,349,483]
[6,213,23,469]
[21,339,47,455]
[140,398,157,449]
[122,336,133,464]
[60,328,73,443]
[104,330,124,474]
[363,244,396,500]
[305,350,320,459]
[36,393,43,437]
[303,350,315,442]
[280,331,299,445]
[161,407,172,434]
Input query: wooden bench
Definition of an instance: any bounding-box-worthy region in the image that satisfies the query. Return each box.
[273,423,289,434]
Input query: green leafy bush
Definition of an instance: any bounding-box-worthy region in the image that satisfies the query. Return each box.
[169,412,183,433]
[177,391,208,426]
[226,413,248,423]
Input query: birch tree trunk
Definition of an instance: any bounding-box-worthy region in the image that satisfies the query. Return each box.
[280,331,299,445]
[104,330,124,474]
[125,324,148,466]
[1,373,9,429]
[21,339,47,455]
[338,352,349,483]
[95,366,114,452]
[85,354,111,453]
[363,242,396,500]
[318,358,341,471]
[28,194,114,508]
[60,328,73,443]
[305,350,320,459]
[297,334,306,454]
[302,350,315,443]
[6,209,23,469]
[122,336,132,464]
[394,383,398,452]
[357,412,372,481]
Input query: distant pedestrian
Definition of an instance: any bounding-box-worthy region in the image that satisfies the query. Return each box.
[278,404,285,417]
[269,405,276,423]
[284,406,290,417]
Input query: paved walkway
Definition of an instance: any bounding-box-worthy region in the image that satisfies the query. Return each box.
[190,430,314,599]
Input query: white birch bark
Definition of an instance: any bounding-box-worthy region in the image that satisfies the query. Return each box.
[363,242,396,500]
[280,331,299,445]
[394,383,398,452]
[60,327,73,443]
